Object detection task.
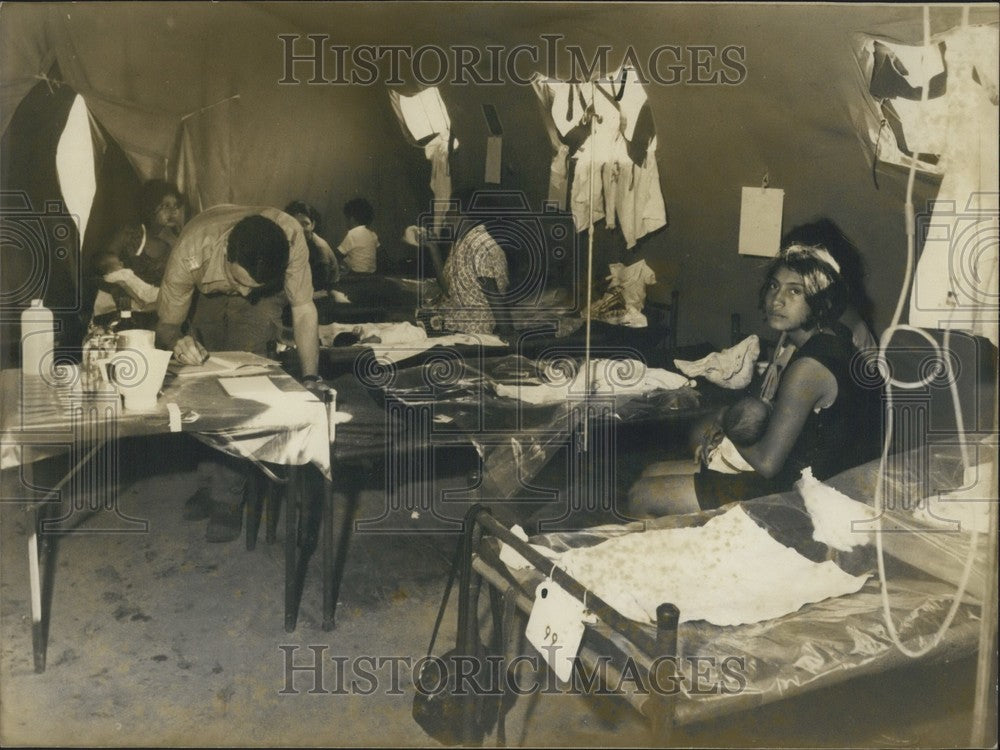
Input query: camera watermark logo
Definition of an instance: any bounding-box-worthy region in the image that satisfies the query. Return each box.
[415,190,579,320]
[3,353,150,534]
[1,191,145,531]
[911,193,999,330]
[0,191,81,313]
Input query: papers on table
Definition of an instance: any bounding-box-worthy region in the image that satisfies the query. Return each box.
[168,351,278,377]
[218,375,319,405]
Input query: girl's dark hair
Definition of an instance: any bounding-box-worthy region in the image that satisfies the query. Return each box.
[758,245,848,330]
[343,197,374,226]
[781,219,874,324]
[139,180,183,229]
[284,200,323,233]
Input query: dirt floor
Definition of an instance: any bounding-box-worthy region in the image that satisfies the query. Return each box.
[0,435,987,747]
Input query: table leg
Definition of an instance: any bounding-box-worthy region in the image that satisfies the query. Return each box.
[284,466,299,633]
[27,507,46,672]
[323,459,367,631]
[245,467,263,552]
[322,473,334,630]
[265,481,280,544]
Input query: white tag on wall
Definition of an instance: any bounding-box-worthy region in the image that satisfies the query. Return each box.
[738,186,784,257]
[524,578,587,683]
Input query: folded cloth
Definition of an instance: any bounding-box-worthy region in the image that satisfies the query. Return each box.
[495,358,693,404]
[319,321,428,347]
[368,332,506,365]
[796,467,877,551]
[706,436,755,474]
[674,334,760,390]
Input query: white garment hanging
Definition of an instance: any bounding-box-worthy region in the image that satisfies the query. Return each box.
[908,26,999,346]
[614,136,668,249]
[548,143,570,209]
[424,133,456,232]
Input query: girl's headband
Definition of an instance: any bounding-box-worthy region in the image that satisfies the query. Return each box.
[781,243,842,296]
[783,243,841,275]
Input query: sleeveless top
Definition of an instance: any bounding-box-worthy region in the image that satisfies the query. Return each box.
[695,332,881,509]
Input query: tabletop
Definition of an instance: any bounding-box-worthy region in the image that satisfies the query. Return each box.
[0,365,331,477]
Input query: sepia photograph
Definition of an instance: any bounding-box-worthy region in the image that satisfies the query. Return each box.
[1,2,997,747]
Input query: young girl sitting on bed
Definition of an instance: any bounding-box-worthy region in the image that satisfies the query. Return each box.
[629,243,881,516]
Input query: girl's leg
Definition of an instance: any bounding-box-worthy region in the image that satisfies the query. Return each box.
[627,473,700,517]
[640,459,700,478]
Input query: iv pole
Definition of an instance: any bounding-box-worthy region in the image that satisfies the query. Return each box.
[581,80,599,452]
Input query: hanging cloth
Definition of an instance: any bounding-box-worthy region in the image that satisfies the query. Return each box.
[907,25,999,346]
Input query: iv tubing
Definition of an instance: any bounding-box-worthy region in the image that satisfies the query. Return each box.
[872,5,982,660]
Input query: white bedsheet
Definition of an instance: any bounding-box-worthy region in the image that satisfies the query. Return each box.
[555,506,869,626]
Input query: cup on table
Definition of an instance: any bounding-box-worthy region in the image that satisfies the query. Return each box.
[109,348,172,411]
[117,329,156,351]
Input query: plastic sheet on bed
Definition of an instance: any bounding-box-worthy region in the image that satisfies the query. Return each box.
[475,446,984,724]
[368,354,711,499]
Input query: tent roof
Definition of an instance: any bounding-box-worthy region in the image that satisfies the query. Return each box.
[2,2,997,345]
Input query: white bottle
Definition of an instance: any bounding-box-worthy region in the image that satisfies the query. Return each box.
[21,299,54,378]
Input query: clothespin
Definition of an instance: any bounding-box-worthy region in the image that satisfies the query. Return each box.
[761,172,770,191]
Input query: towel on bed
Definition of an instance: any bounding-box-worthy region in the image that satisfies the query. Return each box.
[674,335,759,390]
[494,358,692,404]
[555,505,869,626]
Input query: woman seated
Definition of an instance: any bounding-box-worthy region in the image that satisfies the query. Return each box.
[284,200,340,295]
[629,243,882,516]
[92,179,186,327]
[422,193,514,339]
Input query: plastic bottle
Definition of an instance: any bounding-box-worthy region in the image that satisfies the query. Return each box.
[117,308,136,332]
[21,299,54,378]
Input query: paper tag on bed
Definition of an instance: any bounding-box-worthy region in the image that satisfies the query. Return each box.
[525,578,586,683]
[498,525,532,569]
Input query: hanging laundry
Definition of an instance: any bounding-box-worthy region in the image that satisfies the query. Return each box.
[569,145,606,231]
[424,133,457,232]
[907,25,999,346]
[535,69,668,246]
[548,143,571,209]
[614,136,668,249]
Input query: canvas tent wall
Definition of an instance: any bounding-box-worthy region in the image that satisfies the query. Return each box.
[1,2,997,359]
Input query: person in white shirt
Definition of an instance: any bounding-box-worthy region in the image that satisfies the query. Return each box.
[336,197,379,274]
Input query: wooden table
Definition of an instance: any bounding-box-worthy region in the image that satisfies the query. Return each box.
[0,365,332,672]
